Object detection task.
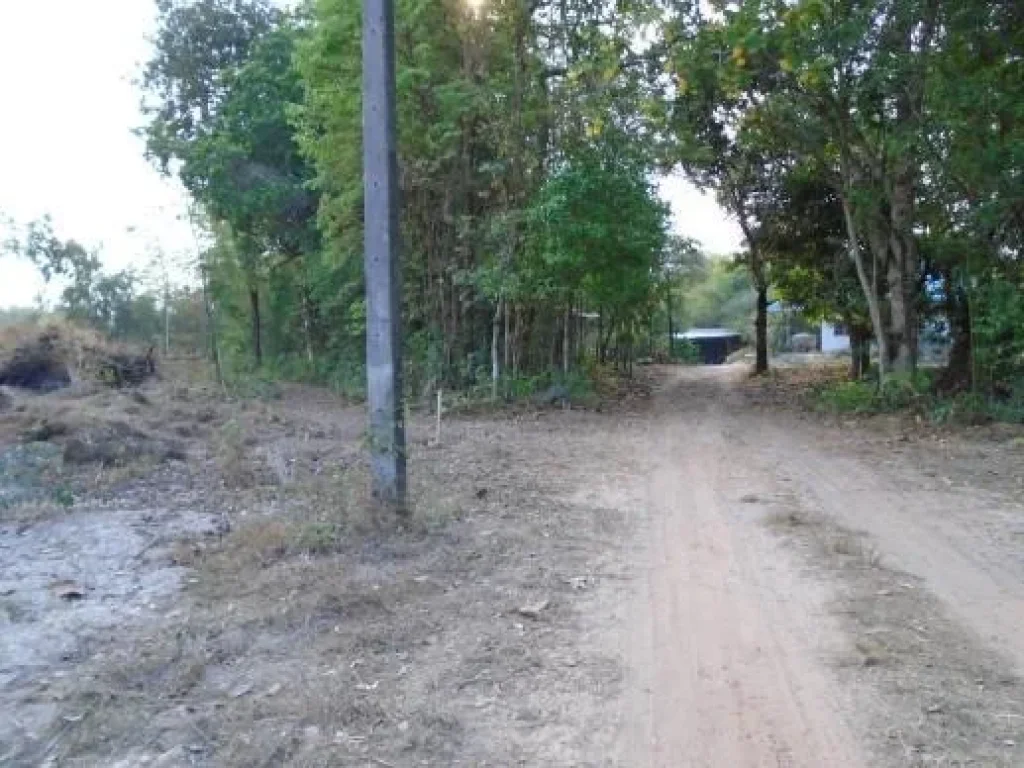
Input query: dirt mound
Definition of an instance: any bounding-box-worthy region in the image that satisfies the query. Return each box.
[61,421,185,467]
[0,332,71,391]
[0,322,155,391]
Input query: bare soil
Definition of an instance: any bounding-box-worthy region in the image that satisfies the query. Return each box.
[2,364,1023,766]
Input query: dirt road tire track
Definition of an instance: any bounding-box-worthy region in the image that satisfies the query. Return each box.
[611,371,865,767]
[602,366,1024,767]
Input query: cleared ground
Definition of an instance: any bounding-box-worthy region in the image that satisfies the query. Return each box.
[2,364,1023,766]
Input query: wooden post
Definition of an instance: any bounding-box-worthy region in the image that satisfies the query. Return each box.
[363,0,407,507]
[435,389,443,446]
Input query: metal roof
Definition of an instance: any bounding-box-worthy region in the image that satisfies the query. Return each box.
[676,328,743,340]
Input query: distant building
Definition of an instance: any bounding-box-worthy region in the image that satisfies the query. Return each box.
[821,321,851,353]
[676,328,743,364]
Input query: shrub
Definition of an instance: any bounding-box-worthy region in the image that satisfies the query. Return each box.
[815,372,933,414]
[815,380,878,413]
[671,340,702,365]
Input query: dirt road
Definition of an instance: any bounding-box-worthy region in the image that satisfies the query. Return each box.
[594,366,1024,767]
[4,364,1024,766]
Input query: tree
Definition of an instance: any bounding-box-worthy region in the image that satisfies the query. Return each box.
[5,217,157,342]
[761,170,874,378]
[142,0,318,368]
[142,0,283,167]
[660,235,703,357]
[524,135,669,368]
[295,0,674,387]
[663,13,781,373]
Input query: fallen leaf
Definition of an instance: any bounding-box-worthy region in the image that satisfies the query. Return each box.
[514,599,550,620]
[50,580,85,600]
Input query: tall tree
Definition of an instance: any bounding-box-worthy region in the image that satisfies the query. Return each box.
[142,0,318,367]
[664,15,778,373]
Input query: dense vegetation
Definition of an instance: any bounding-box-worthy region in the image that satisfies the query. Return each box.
[131,0,683,397]
[4,0,1023,411]
[1,216,209,354]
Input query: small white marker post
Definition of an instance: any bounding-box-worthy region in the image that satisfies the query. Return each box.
[435,388,443,446]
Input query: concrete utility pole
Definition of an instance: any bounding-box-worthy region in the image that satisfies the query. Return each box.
[362,0,407,507]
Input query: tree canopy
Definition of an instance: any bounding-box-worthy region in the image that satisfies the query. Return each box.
[116,0,1024,402]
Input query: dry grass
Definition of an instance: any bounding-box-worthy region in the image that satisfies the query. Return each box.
[0,353,231,530]
[765,503,1024,766]
[26,388,630,767]
[764,509,811,529]
[0,318,146,388]
[738,363,851,411]
[213,419,252,488]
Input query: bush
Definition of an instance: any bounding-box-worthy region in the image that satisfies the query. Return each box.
[815,380,879,413]
[815,372,933,414]
[816,369,1024,425]
[671,340,702,365]
[972,275,1024,395]
[930,391,1024,425]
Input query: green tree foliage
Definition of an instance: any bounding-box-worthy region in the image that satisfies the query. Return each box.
[291,0,674,390]
[128,0,1023,407]
[523,138,669,363]
[656,0,1024,394]
[143,0,317,368]
[2,217,191,346]
[678,259,753,334]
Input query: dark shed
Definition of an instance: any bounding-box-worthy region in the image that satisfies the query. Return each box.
[677,328,743,365]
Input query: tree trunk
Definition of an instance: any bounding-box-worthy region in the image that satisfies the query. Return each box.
[754,284,768,375]
[601,319,615,367]
[200,263,223,386]
[626,323,634,377]
[849,324,871,380]
[491,297,502,400]
[163,287,171,356]
[840,194,889,380]
[503,299,510,373]
[301,289,314,364]
[887,169,919,374]
[249,286,262,368]
[667,291,675,359]
[731,192,769,375]
[886,245,913,374]
[562,304,571,376]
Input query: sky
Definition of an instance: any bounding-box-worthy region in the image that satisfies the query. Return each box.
[0,1,742,310]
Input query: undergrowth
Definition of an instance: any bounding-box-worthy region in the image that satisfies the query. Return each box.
[815,372,1024,425]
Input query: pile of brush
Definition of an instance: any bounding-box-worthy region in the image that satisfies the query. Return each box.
[0,321,156,392]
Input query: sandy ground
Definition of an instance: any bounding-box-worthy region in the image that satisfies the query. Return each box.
[600,366,1024,767]
[2,365,1024,766]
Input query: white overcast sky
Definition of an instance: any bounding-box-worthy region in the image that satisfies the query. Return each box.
[0,1,741,309]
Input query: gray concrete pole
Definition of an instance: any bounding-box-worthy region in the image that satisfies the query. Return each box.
[363,0,407,507]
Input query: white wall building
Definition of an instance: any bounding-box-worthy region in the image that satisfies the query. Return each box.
[821,321,851,353]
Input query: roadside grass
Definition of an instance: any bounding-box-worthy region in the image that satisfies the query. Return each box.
[814,372,1024,425]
